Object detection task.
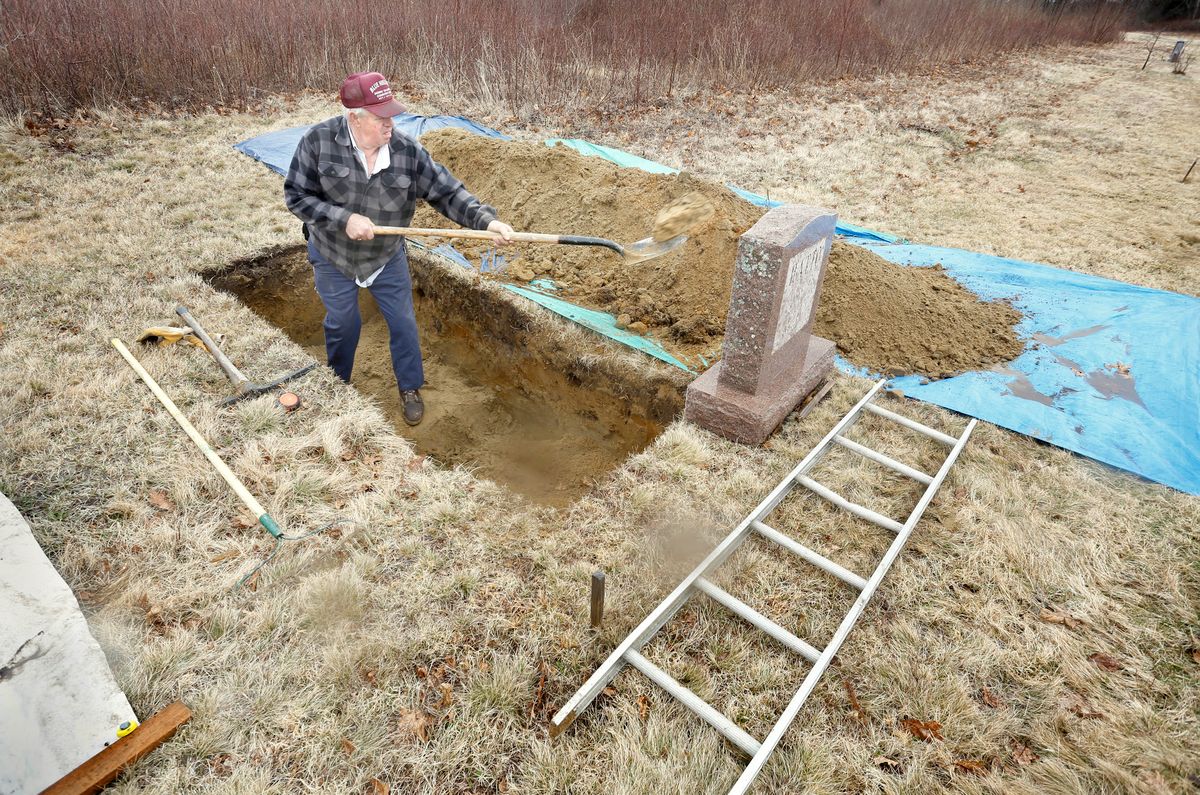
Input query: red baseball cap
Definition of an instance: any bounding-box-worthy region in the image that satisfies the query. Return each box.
[339,72,406,118]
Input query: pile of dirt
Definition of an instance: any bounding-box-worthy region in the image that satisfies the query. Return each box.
[415,129,761,350]
[816,242,1024,378]
[414,128,1023,379]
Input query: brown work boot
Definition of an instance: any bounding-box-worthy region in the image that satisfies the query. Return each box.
[401,389,424,426]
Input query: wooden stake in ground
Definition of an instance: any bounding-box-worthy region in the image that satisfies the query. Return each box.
[590,570,606,628]
[41,701,192,795]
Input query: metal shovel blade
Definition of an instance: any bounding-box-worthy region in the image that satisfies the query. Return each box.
[623,234,687,264]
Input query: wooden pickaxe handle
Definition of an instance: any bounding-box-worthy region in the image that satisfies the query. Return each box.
[175,306,250,393]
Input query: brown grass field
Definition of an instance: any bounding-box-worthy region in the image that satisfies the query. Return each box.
[1,34,1198,794]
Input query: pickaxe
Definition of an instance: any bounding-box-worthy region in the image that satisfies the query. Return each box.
[175,305,315,407]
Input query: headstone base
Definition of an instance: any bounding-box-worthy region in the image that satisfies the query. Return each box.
[685,335,836,445]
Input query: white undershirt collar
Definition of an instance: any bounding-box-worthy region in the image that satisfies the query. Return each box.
[346,117,391,177]
[346,117,392,287]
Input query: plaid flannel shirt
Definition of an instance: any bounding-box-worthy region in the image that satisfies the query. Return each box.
[284,115,498,282]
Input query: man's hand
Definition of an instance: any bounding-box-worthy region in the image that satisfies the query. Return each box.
[488,220,515,246]
[346,213,375,241]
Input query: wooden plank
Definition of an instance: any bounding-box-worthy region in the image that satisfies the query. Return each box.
[41,701,191,795]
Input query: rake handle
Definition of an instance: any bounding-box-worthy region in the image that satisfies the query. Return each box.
[111,339,283,538]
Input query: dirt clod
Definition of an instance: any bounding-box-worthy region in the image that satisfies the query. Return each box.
[652,191,716,242]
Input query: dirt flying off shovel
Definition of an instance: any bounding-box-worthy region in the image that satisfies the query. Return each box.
[175,306,315,406]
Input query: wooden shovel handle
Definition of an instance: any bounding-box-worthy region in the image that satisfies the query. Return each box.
[372,225,562,244]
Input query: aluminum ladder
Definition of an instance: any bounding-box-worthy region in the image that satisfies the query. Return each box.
[550,379,977,794]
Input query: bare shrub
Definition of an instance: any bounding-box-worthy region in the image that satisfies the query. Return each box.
[0,0,1128,116]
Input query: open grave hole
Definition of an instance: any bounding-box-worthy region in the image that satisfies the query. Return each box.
[208,246,685,507]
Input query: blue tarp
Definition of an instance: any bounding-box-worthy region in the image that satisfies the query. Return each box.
[233,114,1200,495]
[856,242,1200,496]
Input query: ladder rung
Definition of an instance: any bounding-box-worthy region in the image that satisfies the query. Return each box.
[862,402,958,447]
[796,476,905,534]
[624,648,761,757]
[694,578,822,663]
[832,436,934,485]
[751,521,867,591]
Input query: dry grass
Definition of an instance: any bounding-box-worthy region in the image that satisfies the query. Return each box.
[574,36,1199,298]
[0,38,1198,794]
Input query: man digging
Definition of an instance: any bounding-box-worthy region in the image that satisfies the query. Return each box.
[284,71,514,426]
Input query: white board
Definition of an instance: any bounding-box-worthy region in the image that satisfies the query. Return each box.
[0,492,136,795]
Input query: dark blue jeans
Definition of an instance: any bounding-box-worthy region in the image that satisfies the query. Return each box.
[308,239,424,391]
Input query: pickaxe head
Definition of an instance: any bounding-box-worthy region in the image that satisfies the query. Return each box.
[219,363,317,407]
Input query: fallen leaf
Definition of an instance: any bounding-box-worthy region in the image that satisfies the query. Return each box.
[1089,653,1122,671]
[148,489,175,512]
[637,693,651,722]
[207,753,233,777]
[602,686,617,697]
[955,759,988,775]
[980,688,1003,709]
[1040,607,1083,630]
[437,682,453,709]
[415,666,428,679]
[397,709,430,742]
[340,738,355,755]
[406,455,426,471]
[369,778,389,795]
[1066,693,1104,720]
[209,549,239,564]
[1187,647,1200,665]
[874,756,902,772]
[1139,770,1170,792]
[1012,742,1039,765]
[900,718,943,742]
[232,514,255,530]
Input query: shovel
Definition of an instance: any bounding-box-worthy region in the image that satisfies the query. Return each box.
[371,225,687,264]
